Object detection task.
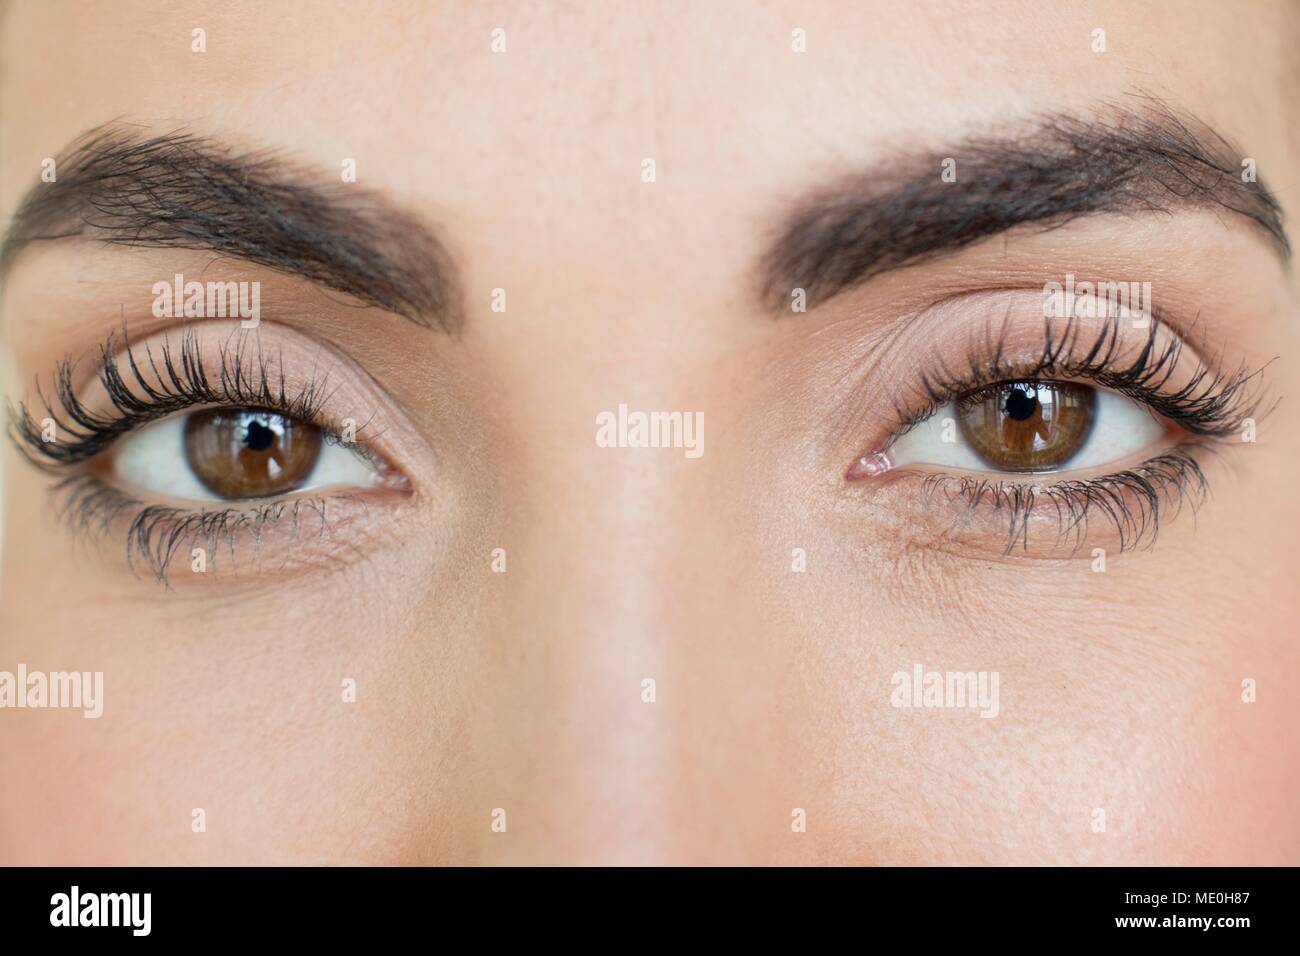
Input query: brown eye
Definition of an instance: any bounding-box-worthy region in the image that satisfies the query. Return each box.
[183,409,322,499]
[956,381,1095,471]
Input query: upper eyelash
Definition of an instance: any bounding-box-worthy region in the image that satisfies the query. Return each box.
[7,325,357,469]
[890,312,1271,444]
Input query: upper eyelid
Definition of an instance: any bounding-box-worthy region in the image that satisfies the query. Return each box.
[7,327,382,470]
[883,312,1267,448]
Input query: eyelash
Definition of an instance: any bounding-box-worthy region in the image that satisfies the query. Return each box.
[892,314,1266,440]
[9,328,348,467]
[917,447,1210,554]
[881,314,1270,553]
[4,314,1272,572]
[51,473,352,583]
[6,328,373,583]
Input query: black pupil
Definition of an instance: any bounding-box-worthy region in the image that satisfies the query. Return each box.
[243,419,276,452]
[1004,386,1038,421]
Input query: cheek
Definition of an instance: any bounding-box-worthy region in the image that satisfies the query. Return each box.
[737,534,1300,864]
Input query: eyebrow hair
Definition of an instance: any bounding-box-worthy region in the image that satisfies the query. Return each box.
[0,124,463,332]
[758,97,1290,312]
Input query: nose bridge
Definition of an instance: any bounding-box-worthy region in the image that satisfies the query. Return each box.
[450,215,781,858]
[480,377,814,861]
[469,341,690,862]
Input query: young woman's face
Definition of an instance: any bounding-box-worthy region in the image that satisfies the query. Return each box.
[2,1,1297,865]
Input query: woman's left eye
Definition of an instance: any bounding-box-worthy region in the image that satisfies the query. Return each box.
[883,380,1167,474]
[105,408,378,502]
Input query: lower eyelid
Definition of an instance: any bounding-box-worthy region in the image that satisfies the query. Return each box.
[52,473,397,586]
[847,441,1217,560]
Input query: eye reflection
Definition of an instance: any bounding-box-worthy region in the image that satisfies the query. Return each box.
[183,409,322,499]
[957,381,1095,471]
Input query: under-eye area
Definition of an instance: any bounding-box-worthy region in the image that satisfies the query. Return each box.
[6,323,412,584]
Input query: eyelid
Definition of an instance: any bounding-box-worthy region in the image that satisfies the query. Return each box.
[860,293,1261,460]
[827,287,1273,554]
[8,321,429,585]
[10,322,414,487]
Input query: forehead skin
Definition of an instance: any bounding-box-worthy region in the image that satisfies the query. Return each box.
[4,0,1297,318]
[0,0,1297,864]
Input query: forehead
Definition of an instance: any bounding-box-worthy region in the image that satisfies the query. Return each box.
[0,1,1295,281]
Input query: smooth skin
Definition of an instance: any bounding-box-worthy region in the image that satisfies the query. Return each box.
[1,0,1297,864]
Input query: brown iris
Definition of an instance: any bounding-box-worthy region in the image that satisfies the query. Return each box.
[183,409,322,499]
[956,381,1095,472]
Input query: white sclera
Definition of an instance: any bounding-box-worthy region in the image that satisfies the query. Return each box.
[890,388,1166,473]
[110,413,377,502]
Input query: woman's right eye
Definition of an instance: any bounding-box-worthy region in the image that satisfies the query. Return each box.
[105,408,379,503]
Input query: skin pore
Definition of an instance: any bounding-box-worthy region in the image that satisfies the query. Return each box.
[1,0,1298,864]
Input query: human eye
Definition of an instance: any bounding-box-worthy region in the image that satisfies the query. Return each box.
[8,325,411,584]
[881,380,1160,474]
[111,408,377,502]
[844,306,1268,556]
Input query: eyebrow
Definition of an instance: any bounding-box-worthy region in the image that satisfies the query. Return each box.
[758,97,1290,312]
[0,124,463,332]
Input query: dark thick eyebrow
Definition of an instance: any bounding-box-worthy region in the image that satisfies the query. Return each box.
[758,98,1290,312]
[0,124,463,332]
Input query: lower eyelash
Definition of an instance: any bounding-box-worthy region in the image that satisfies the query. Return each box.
[53,473,349,586]
[916,443,1212,555]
